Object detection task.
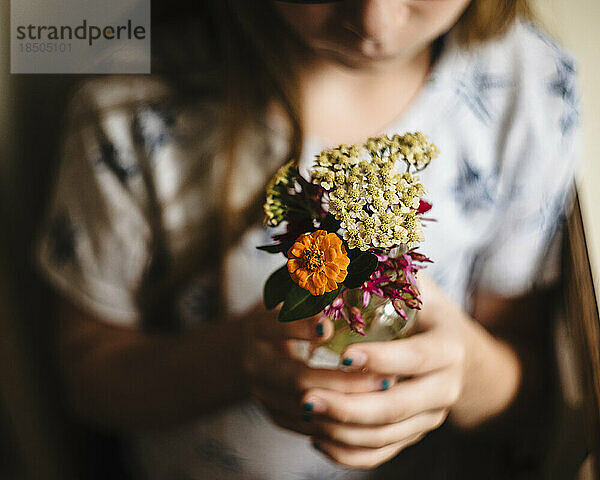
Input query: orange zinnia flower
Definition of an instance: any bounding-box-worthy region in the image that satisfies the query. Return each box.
[287,230,350,296]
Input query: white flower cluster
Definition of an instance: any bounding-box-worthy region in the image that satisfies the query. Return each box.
[371,131,439,171]
[264,160,296,226]
[311,133,437,251]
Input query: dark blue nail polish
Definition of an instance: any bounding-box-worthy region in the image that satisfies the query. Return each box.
[342,357,353,366]
[313,441,322,451]
[303,402,314,412]
[315,323,324,337]
[302,413,312,423]
[381,379,390,390]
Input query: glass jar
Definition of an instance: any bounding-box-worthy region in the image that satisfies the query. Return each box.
[302,287,419,368]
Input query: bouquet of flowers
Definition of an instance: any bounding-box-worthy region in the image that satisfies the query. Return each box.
[259,132,438,355]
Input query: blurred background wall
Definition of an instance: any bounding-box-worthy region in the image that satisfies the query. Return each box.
[532,0,600,298]
[1,1,91,478]
[531,0,600,304]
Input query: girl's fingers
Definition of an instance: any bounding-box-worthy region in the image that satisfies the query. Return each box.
[249,347,396,394]
[302,369,461,425]
[314,409,448,449]
[267,410,316,437]
[252,311,334,342]
[340,331,465,376]
[312,433,424,470]
[255,383,447,450]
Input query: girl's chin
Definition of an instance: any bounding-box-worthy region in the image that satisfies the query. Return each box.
[316,47,406,71]
[308,39,410,70]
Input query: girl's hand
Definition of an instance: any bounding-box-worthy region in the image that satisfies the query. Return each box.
[295,274,515,469]
[243,307,399,432]
[245,274,520,469]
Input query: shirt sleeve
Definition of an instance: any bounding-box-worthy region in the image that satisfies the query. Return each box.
[35,81,154,328]
[473,42,582,297]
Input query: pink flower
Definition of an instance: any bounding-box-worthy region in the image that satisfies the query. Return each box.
[322,295,347,322]
[417,199,437,223]
[375,253,389,262]
[360,271,389,307]
[392,299,408,321]
[321,248,432,336]
[399,254,418,286]
[397,251,433,287]
[382,285,403,300]
[349,307,366,336]
[417,199,432,214]
[408,251,433,264]
[322,295,367,335]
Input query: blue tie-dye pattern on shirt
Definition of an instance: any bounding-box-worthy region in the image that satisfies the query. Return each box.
[454,65,513,125]
[95,140,139,182]
[132,103,177,155]
[546,56,579,136]
[452,153,496,214]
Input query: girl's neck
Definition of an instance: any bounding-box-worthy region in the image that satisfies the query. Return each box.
[299,43,433,146]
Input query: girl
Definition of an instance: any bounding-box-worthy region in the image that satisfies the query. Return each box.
[36,0,580,478]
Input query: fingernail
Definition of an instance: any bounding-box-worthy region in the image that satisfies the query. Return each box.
[303,397,326,414]
[302,413,312,423]
[312,441,322,451]
[340,349,367,369]
[381,379,391,391]
[315,323,324,337]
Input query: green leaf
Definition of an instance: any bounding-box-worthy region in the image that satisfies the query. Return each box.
[278,284,341,322]
[256,241,293,255]
[263,266,294,309]
[343,252,378,289]
[320,213,341,233]
[347,247,363,261]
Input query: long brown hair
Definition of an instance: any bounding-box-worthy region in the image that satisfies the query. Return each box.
[144,0,534,328]
[144,1,310,327]
[456,0,533,45]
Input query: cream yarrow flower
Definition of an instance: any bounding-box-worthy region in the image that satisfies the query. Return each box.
[264,160,297,226]
[391,131,439,171]
[311,133,437,251]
